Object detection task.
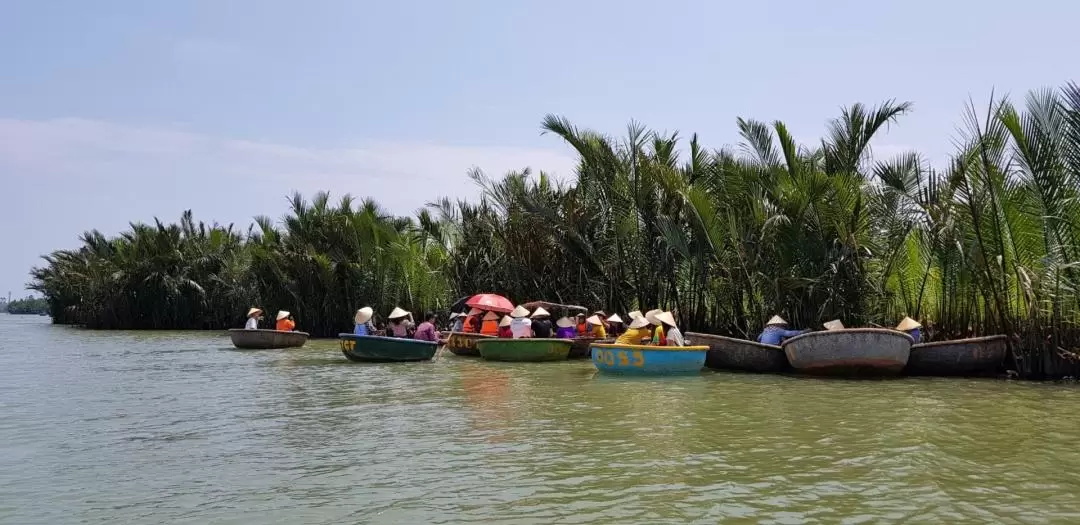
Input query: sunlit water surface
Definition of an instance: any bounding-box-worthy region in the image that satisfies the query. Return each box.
[2,314,1079,524]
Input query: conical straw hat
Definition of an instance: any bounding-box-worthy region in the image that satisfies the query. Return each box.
[656,311,677,327]
[766,315,787,326]
[510,305,530,318]
[354,307,373,324]
[499,315,512,327]
[896,316,922,331]
[483,311,499,321]
[388,307,409,319]
[556,317,574,328]
[593,310,606,317]
[607,314,624,324]
[276,310,290,320]
[530,307,550,318]
[823,319,845,330]
[629,317,650,329]
[645,309,663,326]
[467,307,483,317]
[586,315,603,325]
[247,307,263,318]
[628,310,643,320]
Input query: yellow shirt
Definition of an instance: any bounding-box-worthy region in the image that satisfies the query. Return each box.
[590,323,607,338]
[616,327,651,345]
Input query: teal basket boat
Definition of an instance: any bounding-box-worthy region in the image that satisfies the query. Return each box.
[590,343,709,375]
[475,338,572,362]
[338,334,438,362]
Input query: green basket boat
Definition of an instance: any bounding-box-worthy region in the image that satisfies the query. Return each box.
[338,334,438,362]
[475,338,572,362]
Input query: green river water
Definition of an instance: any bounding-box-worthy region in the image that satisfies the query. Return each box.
[2,313,1080,524]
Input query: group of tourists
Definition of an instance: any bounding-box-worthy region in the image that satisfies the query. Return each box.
[755,315,923,344]
[243,303,923,347]
[447,306,687,346]
[244,307,296,331]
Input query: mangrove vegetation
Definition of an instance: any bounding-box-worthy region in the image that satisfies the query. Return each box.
[30,83,1080,378]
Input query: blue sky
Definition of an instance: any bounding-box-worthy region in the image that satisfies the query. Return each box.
[2,0,1076,295]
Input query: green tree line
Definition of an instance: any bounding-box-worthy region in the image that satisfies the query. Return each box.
[6,296,49,315]
[30,84,1080,378]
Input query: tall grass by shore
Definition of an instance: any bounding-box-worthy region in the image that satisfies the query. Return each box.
[31,84,1080,378]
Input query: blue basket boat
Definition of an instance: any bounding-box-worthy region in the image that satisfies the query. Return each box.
[590,343,709,375]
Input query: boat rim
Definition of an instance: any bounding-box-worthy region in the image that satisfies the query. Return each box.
[475,337,574,344]
[780,328,914,347]
[684,332,781,350]
[911,334,1008,348]
[337,334,438,345]
[591,343,710,352]
[228,328,310,336]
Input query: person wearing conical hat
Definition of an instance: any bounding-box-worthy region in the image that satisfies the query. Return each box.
[606,313,625,337]
[530,307,552,338]
[616,316,653,345]
[480,311,500,336]
[244,307,263,330]
[555,316,576,339]
[896,316,922,343]
[497,314,514,338]
[575,313,588,336]
[353,307,374,335]
[645,309,666,345]
[756,315,806,345]
[585,314,607,338]
[655,311,684,346]
[387,307,414,338]
[275,310,296,332]
[508,305,533,339]
[449,312,466,333]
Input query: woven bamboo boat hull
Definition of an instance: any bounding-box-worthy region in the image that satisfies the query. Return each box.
[590,343,709,375]
[445,332,495,356]
[687,332,789,373]
[569,337,613,358]
[781,328,912,376]
[228,329,308,349]
[907,335,1007,376]
[338,334,438,362]
[476,338,572,362]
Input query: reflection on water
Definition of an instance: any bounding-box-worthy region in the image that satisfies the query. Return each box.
[2,314,1080,524]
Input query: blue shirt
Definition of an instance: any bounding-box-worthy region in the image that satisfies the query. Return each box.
[354,323,369,336]
[757,326,805,345]
[907,328,921,344]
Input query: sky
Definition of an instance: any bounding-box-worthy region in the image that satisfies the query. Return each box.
[1,0,1077,296]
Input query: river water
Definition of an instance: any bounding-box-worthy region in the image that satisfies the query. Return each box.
[2,314,1080,524]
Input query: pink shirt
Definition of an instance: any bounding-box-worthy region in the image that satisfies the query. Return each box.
[414,321,439,342]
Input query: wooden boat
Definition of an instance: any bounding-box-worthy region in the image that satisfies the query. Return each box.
[445,332,495,356]
[781,328,912,376]
[590,343,709,375]
[475,338,572,362]
[568,336,614,358]
[338,334,438,362]
[228,328,309,349]
[907,335,1007,376]
[686,332,789,373]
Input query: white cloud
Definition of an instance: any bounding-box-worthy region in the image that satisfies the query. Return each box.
[0,118,578,294]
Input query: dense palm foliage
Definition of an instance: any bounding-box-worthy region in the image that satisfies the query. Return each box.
[31,83,1080,377]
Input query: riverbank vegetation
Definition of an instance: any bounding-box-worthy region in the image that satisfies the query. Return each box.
[5,296,49,315]
[30,83,1080,378]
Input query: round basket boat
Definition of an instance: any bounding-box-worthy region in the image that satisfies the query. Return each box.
[445,332,496,357]
[590,343,709,375]
[907,335,1007,377]
[781,328,913,376]
[338,334,438,362]
[475,338,572,362]
[228,328,309,349]
[568,336,614,358]
[686,332,789,373]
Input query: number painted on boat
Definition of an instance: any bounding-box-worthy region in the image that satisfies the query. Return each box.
[593,349,646,368]
[341,340,355,351]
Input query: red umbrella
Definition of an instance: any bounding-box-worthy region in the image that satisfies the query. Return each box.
[464,293,514,314]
